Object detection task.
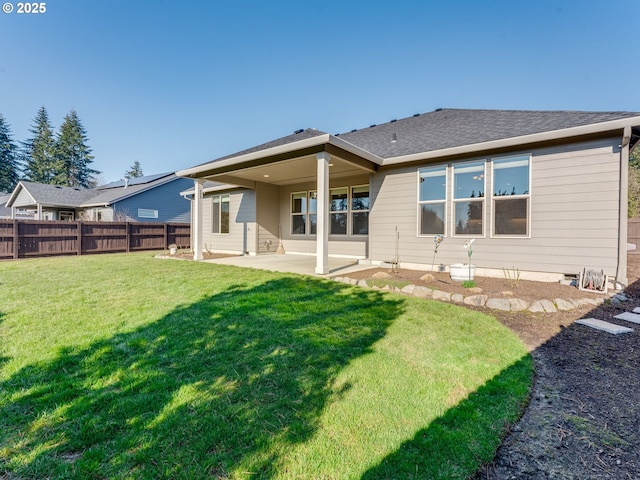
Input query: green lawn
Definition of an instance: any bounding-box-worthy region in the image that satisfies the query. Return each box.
[0,253,532,479]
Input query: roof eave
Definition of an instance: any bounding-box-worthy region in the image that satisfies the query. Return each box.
[383,116,640,166]
[177,134,383,179]
[81,175,180,206]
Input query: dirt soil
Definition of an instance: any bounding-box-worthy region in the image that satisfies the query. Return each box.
[343,260,640,480]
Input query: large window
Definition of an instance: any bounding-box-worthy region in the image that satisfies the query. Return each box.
[453,161,485,235]
[492,155,530,236]
[290,186,369,236]
[291,192,307,235]
[330,187,348,235]
[212,194,230,234]
[418,166,446,235]
[351,185,369,235]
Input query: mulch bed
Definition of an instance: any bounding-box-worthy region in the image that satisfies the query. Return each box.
[343,259,640,479]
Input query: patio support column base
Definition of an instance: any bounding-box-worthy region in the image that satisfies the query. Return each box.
[315,152,330,274]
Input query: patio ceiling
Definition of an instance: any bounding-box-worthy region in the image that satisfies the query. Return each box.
[178,134,382,188]
[204,153,374,187]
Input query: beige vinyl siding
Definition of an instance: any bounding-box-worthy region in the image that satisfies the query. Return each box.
[369,137,622,277]
[370,168,428,266]
[11,188,35,208]
[202,189,256,254]
[256,182,279,254]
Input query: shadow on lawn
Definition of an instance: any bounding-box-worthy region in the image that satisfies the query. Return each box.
[0,277,403,478]
[360,355,533,479]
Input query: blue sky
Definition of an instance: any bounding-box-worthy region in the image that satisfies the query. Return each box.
[1,0,639,183]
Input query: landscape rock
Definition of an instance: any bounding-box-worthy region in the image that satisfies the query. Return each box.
[412,286,433,298]
[486,298,512,311]
[432,290,452,302]
[578,297,600,306]
[401,284,416,294]
[419,273,435,283]
[554,298,575,311]
[451,293,465,303]
[508,298,530,311]
[614,293,629,302]
[464,294,488,306]
[372,271,393,280]
[357,279,368,287]
[528,299,557,313]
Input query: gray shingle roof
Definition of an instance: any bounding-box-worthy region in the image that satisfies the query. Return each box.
[201,109,640,165]
[13,174,180,208]
[19,181,98,207]
[214,128,328,162]
[337,109,640,158]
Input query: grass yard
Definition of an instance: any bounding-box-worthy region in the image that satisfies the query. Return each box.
[0,253,532,479]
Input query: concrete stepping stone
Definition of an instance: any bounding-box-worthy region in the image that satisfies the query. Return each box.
[614,312,640,324]
[576,318,633,335]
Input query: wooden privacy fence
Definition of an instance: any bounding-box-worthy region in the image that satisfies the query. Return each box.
[0,220,191,260]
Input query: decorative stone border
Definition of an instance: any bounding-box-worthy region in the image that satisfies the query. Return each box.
[331,276,606,313]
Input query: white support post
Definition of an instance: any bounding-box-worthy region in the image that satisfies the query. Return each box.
[193,179,204,261]
[316,152,330,274]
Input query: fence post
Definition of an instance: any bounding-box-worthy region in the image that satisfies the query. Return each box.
[126,222,131,253]
[164,223,169,249]
[77,221,83,255]
[13,219,18,259]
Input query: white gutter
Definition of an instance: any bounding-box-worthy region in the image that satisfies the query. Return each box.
[382,116,640,166]
[180,183,241,199]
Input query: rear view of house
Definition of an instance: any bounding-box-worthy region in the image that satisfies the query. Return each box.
[178,109,640,286]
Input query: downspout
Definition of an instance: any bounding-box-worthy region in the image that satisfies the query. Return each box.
[617,126,631,288]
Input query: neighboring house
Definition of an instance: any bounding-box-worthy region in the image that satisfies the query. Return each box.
[0,194,11,219]
[6,173,193,223]
[177,108,640,285]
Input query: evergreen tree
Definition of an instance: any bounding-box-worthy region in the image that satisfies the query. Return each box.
[54,110,100,188]
[124,161,143,179]
[22,106,58,183]
[0,114,20,193]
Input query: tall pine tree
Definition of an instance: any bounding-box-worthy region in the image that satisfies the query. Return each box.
[22,107,58,183]
[54,110,100,188]
[124,160,143,179]
[0,114,20,193]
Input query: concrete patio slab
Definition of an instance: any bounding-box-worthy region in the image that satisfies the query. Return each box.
[576,318,634,335]
[203,253,374,277]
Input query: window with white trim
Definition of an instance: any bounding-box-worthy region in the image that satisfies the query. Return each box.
[453,161,485,236]
[351,185,369,235]
[290,186,369,236]
[492,155,530,236]
[309,191,317,235]
[59,210,75,221]
[330,187,348,235]
[138,208,158,219]
[212,194,230,234]
[418,166,446,235]
[291,192,307,235]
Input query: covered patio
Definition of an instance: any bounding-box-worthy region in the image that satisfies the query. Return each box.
[178,130,382,274]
